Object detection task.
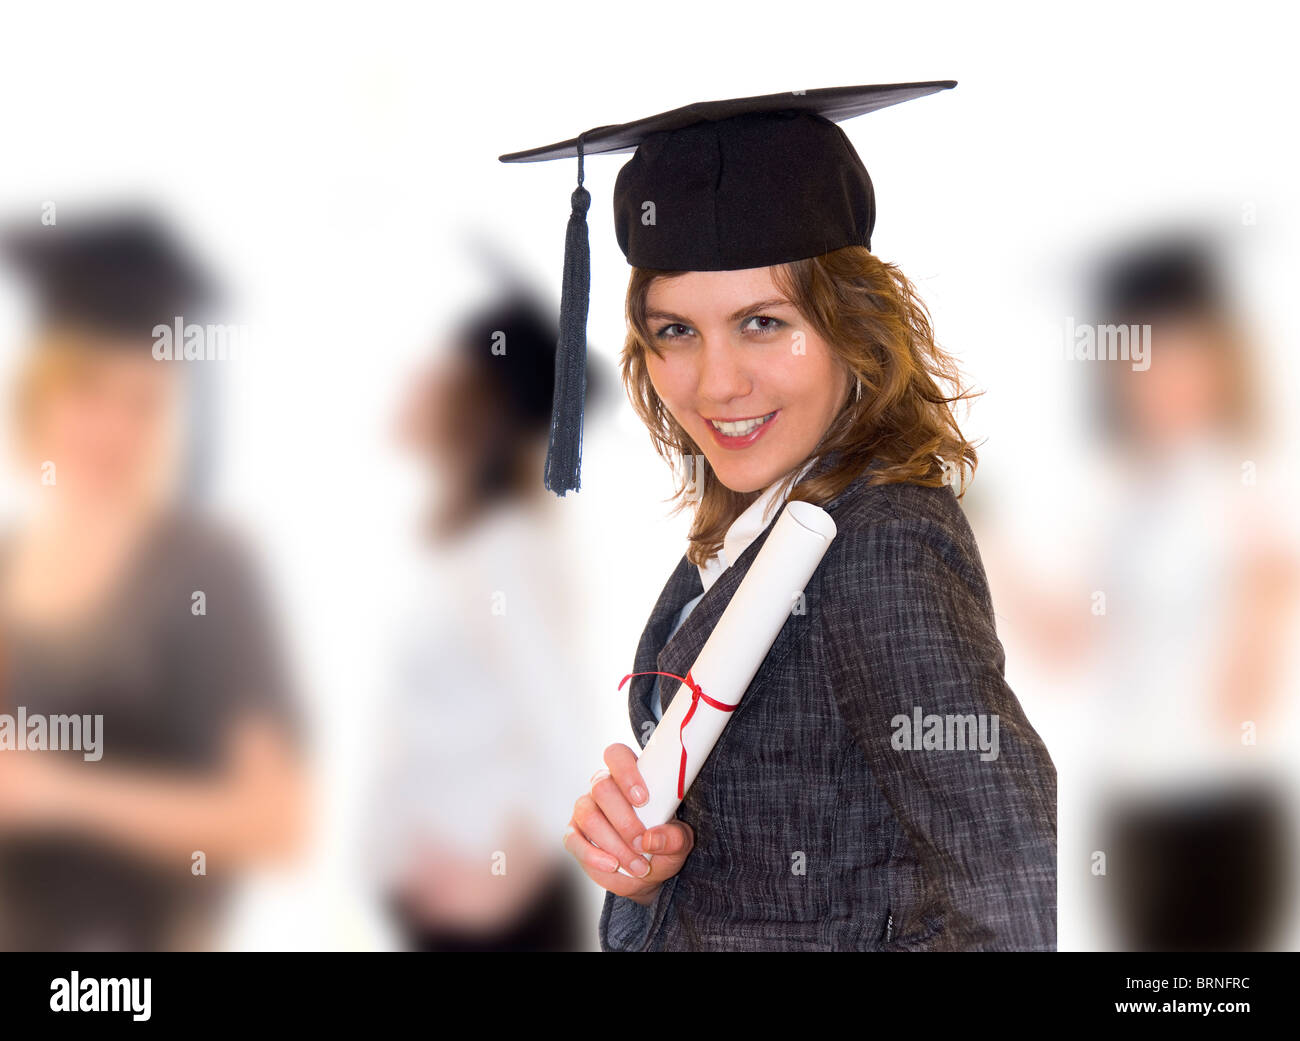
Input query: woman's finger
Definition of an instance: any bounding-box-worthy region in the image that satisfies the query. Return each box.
[590,770,654,856]
[563,824,655,899]
[642,820,694,857]
[562,820,620,874]
[572,793,651,879]
[603,742,648,812]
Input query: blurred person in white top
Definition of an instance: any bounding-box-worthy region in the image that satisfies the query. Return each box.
[365,288,610,951]
[975,232,1299,951]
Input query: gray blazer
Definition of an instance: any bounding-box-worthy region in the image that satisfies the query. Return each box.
[600,458,1057,951]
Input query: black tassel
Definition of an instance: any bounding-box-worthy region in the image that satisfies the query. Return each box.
[544,135,592,496]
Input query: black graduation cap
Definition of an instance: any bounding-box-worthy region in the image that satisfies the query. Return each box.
[0,210,216,342]
[1093,232,1226,325]
[500,81,956,496]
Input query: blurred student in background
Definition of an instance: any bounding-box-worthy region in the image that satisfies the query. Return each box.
[1086,235,1298,951]
[366,279,607,952]
[0,211,308,951]
[981,232,1298,950]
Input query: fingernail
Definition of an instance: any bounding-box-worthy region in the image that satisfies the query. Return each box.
[630,857,650,877]
[632,834,643,852]
[646,831,664,853]
[630,785,647,805]
[598,855,619,872]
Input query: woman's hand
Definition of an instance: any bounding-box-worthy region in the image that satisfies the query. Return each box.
[0,751,77,829]
[564,743,694,906]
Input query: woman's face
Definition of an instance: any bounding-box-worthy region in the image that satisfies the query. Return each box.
[28,344,182,509]
[643,266,849,493]
[396,349,493,472]
[1114,315,1229,449]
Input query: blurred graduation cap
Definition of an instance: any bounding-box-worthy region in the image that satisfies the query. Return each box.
[500,81,956,495]
[1092,232,1227,325]
[0,209,217,342]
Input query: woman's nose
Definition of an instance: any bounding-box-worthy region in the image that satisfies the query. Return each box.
[694,335,751,404]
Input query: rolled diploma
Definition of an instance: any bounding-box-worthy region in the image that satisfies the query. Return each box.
[632,499,837,844]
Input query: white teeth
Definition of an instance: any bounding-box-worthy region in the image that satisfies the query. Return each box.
[710,411,775,437]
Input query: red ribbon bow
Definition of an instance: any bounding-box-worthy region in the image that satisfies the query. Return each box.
[618,669,737,799]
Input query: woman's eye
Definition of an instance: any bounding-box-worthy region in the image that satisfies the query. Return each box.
[742,315,785,335]
[654,323,693,341]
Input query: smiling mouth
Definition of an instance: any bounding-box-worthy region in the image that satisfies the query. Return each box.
[705,411,778,437]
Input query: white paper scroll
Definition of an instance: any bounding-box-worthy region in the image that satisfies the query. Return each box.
[631,500,838,839]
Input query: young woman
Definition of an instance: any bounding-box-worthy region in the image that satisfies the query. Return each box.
[567,247,1057,951]
[503,83,1058,950]
[369,288,605,952]
[0,215,307,951]
[1079,236,1292,950]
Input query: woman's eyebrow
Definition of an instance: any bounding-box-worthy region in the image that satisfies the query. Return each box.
[645,309,693,325]
[645,298,793,325]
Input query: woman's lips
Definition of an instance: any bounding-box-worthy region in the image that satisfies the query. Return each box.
[702,409,779,450]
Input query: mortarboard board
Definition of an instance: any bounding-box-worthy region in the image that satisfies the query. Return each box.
[0,210,216,343]
[500,81,956,496]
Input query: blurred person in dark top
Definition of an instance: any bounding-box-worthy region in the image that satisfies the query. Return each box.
[367,282,608,952]
[0,211,308,951]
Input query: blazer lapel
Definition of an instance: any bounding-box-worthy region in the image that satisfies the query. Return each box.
[627,553,704,742]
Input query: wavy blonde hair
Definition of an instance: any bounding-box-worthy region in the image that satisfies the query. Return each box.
[621,245,981,568]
